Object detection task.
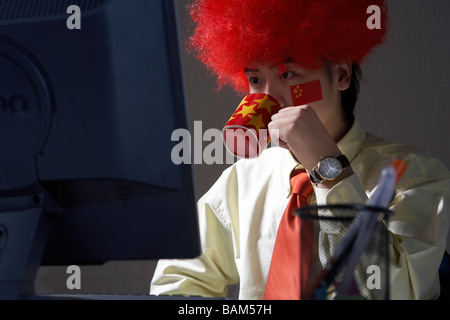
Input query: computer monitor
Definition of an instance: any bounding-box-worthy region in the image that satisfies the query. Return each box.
[0,0,200,298]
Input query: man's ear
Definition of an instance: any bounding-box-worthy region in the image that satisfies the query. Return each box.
[337,60,352,91]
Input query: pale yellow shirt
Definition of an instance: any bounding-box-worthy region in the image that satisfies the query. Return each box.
[150,120,450,300]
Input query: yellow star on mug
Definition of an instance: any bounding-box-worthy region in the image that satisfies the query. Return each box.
[246,114,265,131]
[255,96,278,114]
[236,103,258,118]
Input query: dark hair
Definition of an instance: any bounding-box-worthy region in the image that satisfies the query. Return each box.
[341,64,361,125]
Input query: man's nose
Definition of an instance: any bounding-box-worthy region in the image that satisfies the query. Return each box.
[263,80,287,108]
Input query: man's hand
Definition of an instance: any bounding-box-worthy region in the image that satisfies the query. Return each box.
[269,104,353,188]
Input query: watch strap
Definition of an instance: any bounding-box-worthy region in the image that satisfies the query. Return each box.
[336,154,350,168]
[309,168,323,184]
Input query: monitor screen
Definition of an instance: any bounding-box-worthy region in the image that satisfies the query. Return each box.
[0,0,200,297]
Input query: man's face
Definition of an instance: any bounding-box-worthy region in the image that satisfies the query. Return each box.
[244,61,350,133]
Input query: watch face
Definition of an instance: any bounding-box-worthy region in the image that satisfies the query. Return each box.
[318,157,342,180]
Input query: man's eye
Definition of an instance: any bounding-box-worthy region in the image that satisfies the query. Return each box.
[280,71,294,79]
[249,77,260,85]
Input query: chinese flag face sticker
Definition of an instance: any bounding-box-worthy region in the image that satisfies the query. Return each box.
[290,80,323,106]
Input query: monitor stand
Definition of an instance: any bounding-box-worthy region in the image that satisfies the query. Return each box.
[0,191,211,301]
[0,189,54,299]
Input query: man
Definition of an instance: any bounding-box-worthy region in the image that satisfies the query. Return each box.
[150,0,450,299]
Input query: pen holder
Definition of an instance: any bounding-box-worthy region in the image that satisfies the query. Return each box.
[295,204,392,300]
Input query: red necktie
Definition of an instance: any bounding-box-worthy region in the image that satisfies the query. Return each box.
[264,170,314,300]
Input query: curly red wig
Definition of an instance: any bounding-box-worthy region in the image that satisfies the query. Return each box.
[188,0,388,93]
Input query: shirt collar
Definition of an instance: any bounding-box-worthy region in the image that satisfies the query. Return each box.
[336,119,367,164]
[281,119,367,197]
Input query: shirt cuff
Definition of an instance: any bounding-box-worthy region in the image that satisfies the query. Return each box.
[314,173,368,206]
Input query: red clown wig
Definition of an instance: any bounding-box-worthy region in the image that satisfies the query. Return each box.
[188,0,388,93]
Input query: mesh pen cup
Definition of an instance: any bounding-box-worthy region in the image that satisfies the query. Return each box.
[295,204,392,300]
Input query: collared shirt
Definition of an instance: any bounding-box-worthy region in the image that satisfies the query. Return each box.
[150,120,450,300]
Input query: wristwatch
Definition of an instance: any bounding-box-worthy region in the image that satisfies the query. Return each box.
[309,155,350,184]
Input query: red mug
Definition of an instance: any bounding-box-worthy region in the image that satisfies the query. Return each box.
[222,93,281,158]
